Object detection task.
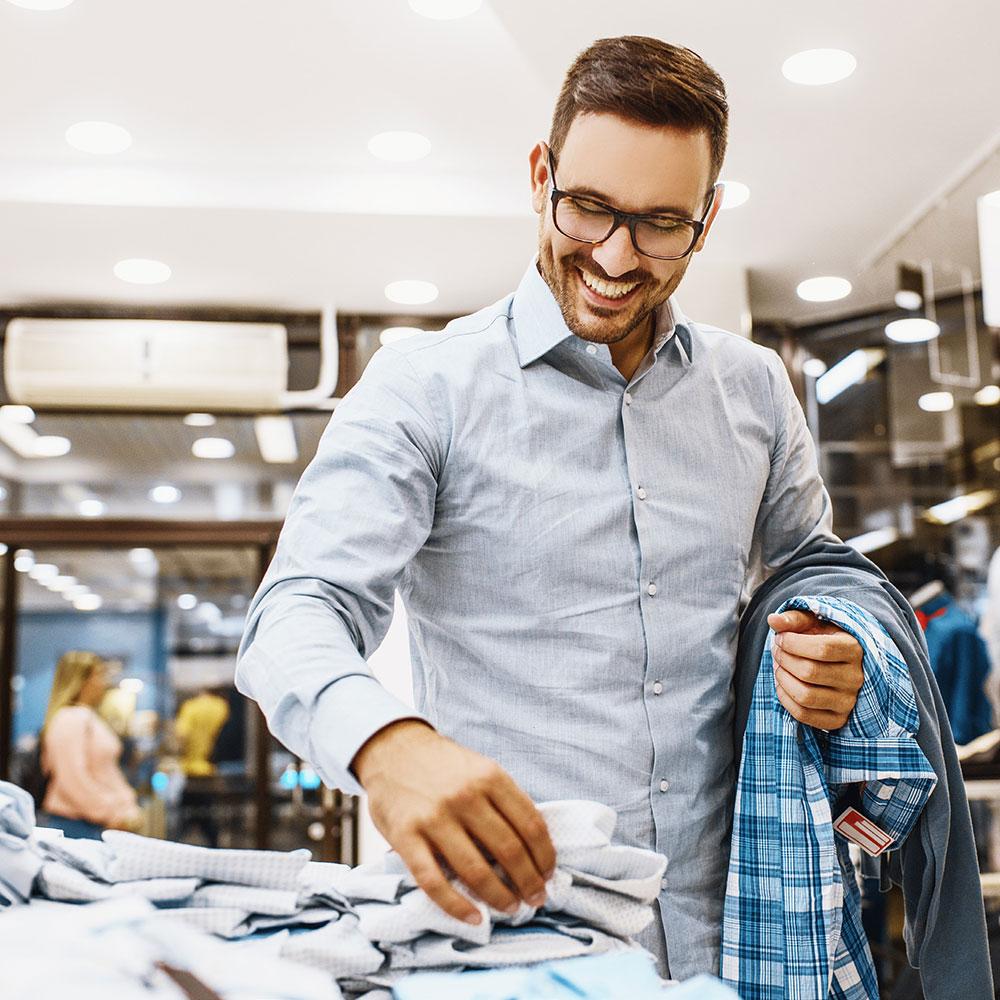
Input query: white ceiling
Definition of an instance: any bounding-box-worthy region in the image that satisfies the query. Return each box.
[1,0,999,327]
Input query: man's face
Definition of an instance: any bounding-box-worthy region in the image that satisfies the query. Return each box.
[530,113,719,345]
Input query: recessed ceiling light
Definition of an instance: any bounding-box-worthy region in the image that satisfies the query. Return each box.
[894,290,923,311]
[885,318,940,343]
[385,279,439,305]
[177,593,198,610]
[974,384,1000,406]
[368,131,432,162]
[129,547,155,565]
[5,0,75,9]
[49,575,77,592]
[74,594,103,611]
[149,484,181,504]
[114,258,171,285]
[379,326,425,346]
[13,550,34,573]
[918,391,954,413]
[782,49,857,86]
[78,499,105,517]
[254,415,298,464]
[192,437,235,459]
[33,435,71,457]
[65,121,132,155]
[719,181,750,210]
[183,413,216,427]
[802,358,828,378]
[0,405,35,424]
[796,276,852,302]
[66,584,89,599]
[408,0,482,19]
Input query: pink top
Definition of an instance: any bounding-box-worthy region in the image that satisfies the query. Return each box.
[41,705,137,827]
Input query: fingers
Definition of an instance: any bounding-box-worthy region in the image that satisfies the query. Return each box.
[775,681,847,730]
[489,776,557,881]
[426,817,524,915]
[774,662,856,717]
[464,802,548,909]
[773,645,862,694]
[774,627,859,663]
[396,833,482,925]
[767,610,822,634]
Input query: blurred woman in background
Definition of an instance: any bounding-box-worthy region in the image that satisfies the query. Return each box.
[38,651,142,840]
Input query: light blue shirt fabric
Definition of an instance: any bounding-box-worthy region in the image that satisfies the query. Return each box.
[237,259,837,978]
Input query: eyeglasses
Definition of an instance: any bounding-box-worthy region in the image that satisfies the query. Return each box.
[547,149,717,261]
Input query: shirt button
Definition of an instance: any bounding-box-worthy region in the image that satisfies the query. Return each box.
[647,582,657,596]
[624,392,632,406]
[659,779,669,793]
[636,486,647,500]
[660,877,668,891]
[652,681,663,695]
[586,344,598,355]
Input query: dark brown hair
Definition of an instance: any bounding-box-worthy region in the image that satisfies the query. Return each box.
[549,36,729,184]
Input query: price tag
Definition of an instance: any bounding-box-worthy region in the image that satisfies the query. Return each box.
[833,806,894,857]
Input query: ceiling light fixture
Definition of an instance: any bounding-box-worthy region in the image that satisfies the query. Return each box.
[918,391,954,413]
[129,547,156,565]
[885,317,940,343]
[796,276,852,303]
[149,484,181,504]
[802,358,828,378]
[845,526,900,555]
[114,258,171,285]
[816,349,884,404]
[254,415,298,464]
[78,499,105,517]
[379,326,425,346]
[718,181,750,210]
[368,131,432,162]
[65,121,132,155]
[13,550,34,573]
[974,384,1000,406]
[29,563,59,583]
[385,279,438,305]
[924,489,998,525]
[49,575,77,592]
[408,0,482,19]
[183,413,216,427]
[0,405,35,424]
[192,437,235,460]
[177,593,198,611]
[74,594,103,612]
[33,435,71,457]
[782,49,857,86]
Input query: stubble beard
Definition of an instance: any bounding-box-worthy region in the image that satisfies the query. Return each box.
[537,237,687,346]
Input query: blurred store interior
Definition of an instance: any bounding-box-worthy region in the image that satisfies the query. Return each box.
[0,0,998,890]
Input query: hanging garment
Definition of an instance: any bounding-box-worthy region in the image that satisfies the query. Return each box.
[723,596,937,999]
[918,591,994,745]
[731,539,991,999]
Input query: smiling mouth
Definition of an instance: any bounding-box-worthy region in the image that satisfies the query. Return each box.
[576,267,642,306]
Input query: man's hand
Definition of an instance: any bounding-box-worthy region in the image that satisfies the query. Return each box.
[767,609,864,731]
[352,720,556,925]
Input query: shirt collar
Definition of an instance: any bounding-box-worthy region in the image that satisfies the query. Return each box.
[511,258,693,369]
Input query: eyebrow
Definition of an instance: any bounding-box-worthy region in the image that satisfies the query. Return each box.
[565,185,695,219]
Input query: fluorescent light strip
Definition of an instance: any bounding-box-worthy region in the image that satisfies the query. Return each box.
[924,489,998,525]
[815,349,885,404]
[845,527,900,554]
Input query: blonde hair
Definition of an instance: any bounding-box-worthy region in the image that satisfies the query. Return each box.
[43,651,105,733]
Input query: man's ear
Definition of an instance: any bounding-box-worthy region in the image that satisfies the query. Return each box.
[528,141,550,216]
[693,184,724,253]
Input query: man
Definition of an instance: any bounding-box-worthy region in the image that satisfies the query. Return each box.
[237,35,865,978]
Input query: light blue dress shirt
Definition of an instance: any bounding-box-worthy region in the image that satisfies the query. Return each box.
[237,260,837,978]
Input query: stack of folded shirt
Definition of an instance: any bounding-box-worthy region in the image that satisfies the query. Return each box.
[0,781,43,906]
[2,779,669,999]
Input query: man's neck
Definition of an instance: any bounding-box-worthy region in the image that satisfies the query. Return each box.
[608,314,656,382]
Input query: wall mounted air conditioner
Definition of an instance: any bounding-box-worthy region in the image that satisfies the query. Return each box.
[2,311,337,411]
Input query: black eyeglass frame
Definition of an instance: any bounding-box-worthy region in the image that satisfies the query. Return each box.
[546,149,719,261]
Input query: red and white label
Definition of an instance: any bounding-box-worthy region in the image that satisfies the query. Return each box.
[833,807,894,857]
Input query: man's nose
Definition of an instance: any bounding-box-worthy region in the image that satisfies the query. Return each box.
[590,223,640,279]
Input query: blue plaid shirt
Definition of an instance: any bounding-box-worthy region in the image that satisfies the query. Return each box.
[722,596,937,999]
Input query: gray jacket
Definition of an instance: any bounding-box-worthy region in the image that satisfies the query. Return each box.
[736,539,992,997]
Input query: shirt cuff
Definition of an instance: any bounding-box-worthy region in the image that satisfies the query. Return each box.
[307,674,429,796]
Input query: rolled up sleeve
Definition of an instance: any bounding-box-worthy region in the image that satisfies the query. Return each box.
[237,346,441,795]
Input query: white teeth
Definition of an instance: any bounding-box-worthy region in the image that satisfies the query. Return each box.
[579,269,639,300]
